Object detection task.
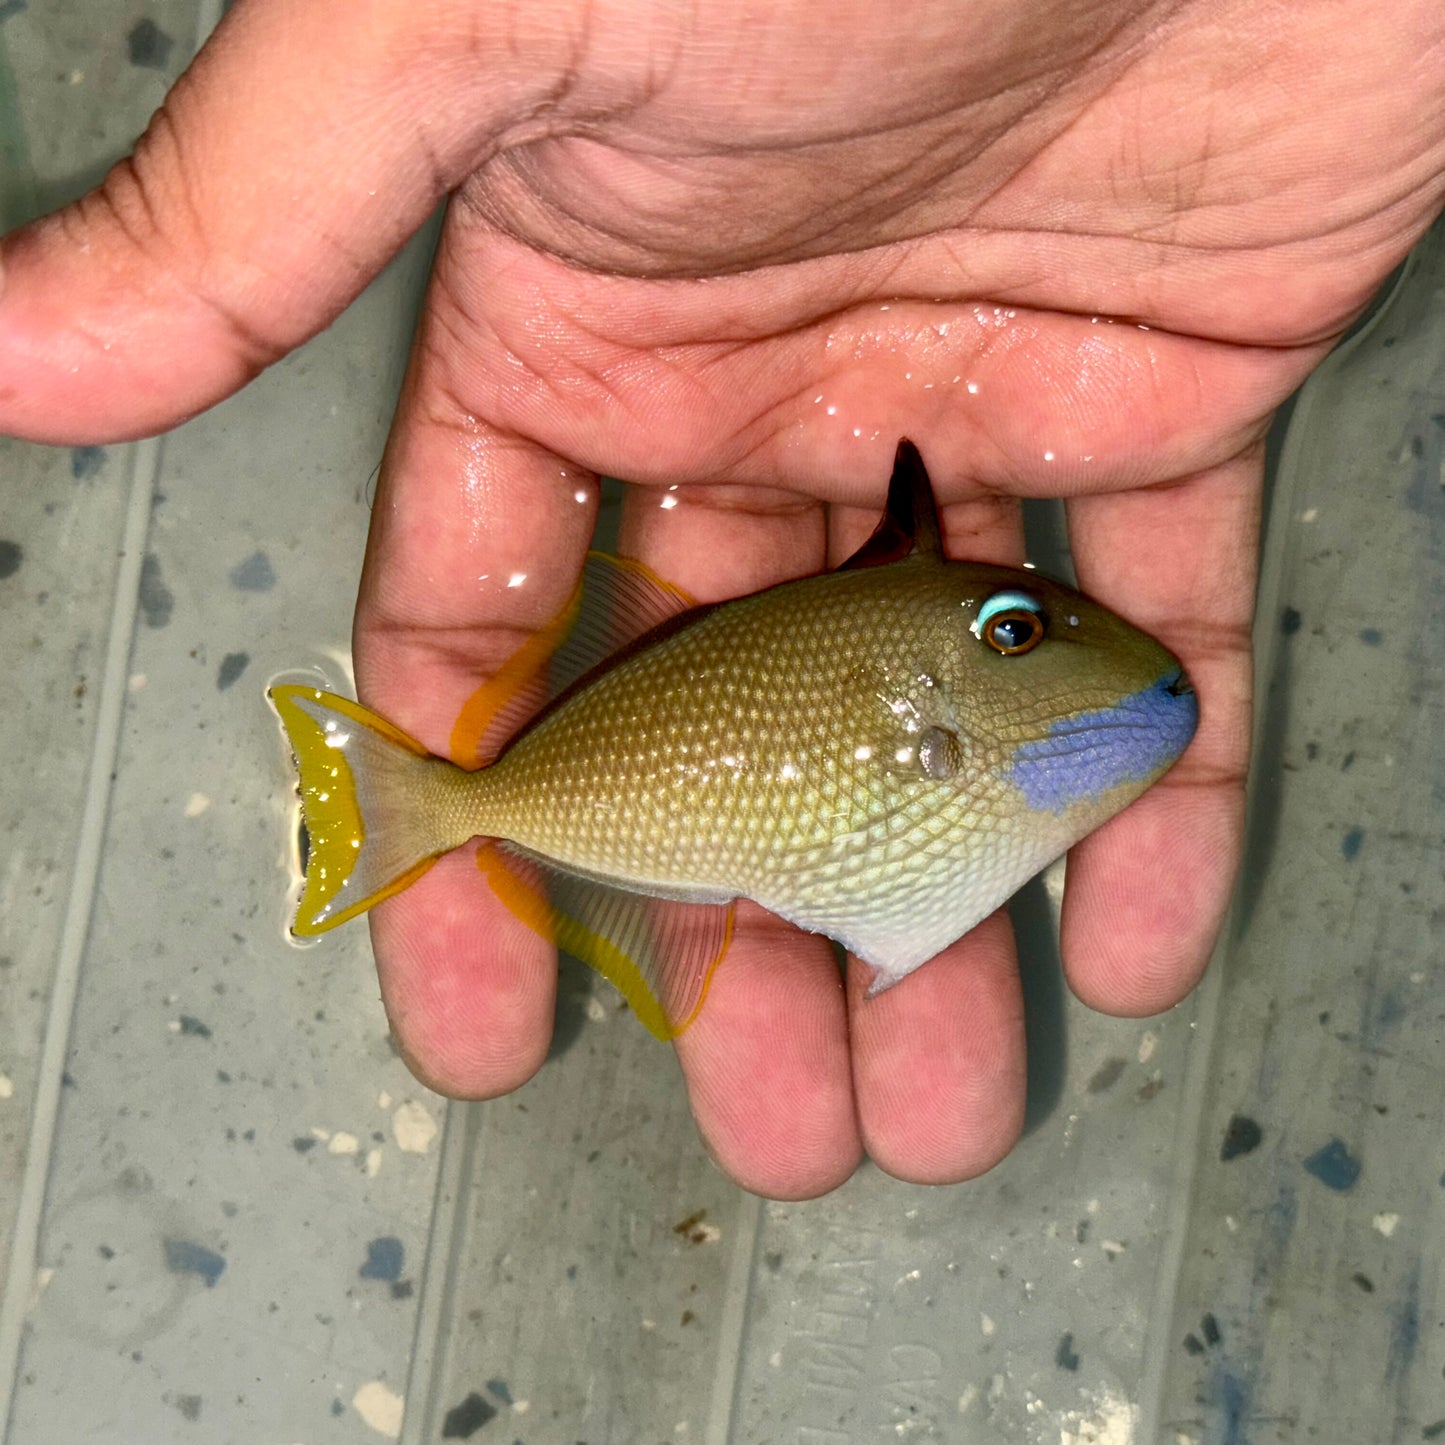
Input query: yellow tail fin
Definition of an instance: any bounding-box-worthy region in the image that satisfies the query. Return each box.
[270,685,459,935]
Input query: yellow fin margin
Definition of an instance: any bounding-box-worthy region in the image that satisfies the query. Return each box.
[477,842,733,1041]
[271,684,440,935]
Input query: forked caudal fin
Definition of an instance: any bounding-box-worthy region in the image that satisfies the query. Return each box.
[270,685,466,935]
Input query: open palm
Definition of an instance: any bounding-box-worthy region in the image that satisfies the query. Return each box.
[4,0,1442,1195]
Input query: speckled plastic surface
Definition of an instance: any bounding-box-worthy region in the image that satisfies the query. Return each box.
[1,5,1442,1443]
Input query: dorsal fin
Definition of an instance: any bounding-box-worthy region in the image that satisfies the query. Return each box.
[838,438,944,569]
[450,552,697,768]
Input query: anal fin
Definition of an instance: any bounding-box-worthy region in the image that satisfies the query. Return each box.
[477,841,734,1040]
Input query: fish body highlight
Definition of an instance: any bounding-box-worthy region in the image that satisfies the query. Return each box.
[272,442,1197,1036]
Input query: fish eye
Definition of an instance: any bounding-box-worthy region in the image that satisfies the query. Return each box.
[973,590,1046,656]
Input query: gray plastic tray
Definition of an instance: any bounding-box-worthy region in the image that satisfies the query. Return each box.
[1,3,1442,1439]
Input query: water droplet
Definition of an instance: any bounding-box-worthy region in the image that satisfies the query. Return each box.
[507,572,527,588]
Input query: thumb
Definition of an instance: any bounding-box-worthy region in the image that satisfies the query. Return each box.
[0,0,567,443]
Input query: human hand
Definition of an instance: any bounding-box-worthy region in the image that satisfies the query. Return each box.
[4,0,1442,1197]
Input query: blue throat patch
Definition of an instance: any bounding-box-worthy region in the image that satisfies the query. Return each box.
[1007,672,1198,814]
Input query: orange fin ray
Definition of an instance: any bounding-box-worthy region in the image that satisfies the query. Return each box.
[450,552,697,769]
[477,841,734,1040]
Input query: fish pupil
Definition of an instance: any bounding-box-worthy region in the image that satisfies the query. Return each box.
[984,610,1045,655]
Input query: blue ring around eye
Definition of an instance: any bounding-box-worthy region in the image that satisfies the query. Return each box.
[970,589,1043,639]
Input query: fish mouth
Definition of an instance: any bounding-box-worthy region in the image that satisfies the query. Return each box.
[1161,667,1195,699]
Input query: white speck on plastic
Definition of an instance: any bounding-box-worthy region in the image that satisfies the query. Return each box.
[585,996,608,1023]
[392,1100,438,1154]
[1138,1030,1159,1063]
[365,1148,383,1178]
[1373,1212,1400,1237]
[184,792,210,818]
[0,1075,13,1100]
[28,1267,54,1314]
[351,1381,404,1439]
[328,1131,360,1156]
[129,673,147,691]
[1301,507,1319,523]
[980,1312,996,1336]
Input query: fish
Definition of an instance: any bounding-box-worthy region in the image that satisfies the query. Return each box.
[271,440,1197,1038]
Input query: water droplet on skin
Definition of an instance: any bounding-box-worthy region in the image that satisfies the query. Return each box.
[574,490,589,503]
[826,406,837,416]
[661,495,678,510]
[1043,451,1055,462]
[966,381,979,394]
[854,745,873,762]
[507,572,527,588]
